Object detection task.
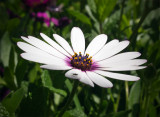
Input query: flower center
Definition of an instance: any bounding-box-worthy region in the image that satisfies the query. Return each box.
[70,52,93,71]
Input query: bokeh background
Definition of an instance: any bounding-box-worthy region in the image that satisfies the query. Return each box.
[0,0,160,117]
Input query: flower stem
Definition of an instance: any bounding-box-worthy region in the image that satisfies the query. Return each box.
[58,80,79,117]
[125,81,129,110]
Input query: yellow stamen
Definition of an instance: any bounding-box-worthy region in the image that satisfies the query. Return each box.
[77,62,79,64]
[79,57,81,59]
[84,59,86,61]
[75,57,78,60]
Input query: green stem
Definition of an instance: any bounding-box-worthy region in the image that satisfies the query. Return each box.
[125,81,129,110]
[118,0,125,31]
[58,80,79,117]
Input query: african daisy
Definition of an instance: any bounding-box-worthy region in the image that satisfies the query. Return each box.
[17,27,147,88]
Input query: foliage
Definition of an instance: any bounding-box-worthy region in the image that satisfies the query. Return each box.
[0,0,159,117]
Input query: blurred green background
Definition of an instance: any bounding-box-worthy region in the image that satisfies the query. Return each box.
[0,0,160,117]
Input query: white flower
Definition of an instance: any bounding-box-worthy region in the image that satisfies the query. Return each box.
[17,27,147,88]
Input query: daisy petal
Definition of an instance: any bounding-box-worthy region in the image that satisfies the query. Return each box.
[95,70,140,81]
[98,59,147,68]
[97,52,141,64]
[17,42,47,56]
[93,39,119,61]
[21,53,66,65]
[98,66,147,71]
[65,69,82,79]
[40,65,72,70]
[94,41,129,61]
[53,34,74,55]
[79,72,94,87]
[21,36,66,59]
[40,33,71,57]
[85,34,107,56]
[86,71,113,88]
[71,27,85,55]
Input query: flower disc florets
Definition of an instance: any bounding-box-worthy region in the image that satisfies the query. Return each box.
[70,52,93,71]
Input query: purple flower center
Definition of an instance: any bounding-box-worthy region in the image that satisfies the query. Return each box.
[70,52,93,71]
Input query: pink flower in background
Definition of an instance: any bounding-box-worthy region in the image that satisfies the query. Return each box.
[32,12,70,28]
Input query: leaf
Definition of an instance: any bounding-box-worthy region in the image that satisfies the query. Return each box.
[7,18,20,32]
[2,87,26,113]
[94,0,117,22]
[9,47,16,73]
[18,83,49,117]
[4,67,17,90]
[65,79,82,110]
[107,110,132,117]
[41,70,67,97]
[67,10,91,25]
[0,77,7,85]
[0,6,9,32]
[0,32,12,66]
[87,0,97,13]
[128,80,141,117]
[85,5,98,23]
[63,108,87,117]
[15,59,28,87]
[0,103,9,117]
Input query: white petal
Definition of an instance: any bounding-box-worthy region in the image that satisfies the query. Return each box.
[40,65,72,70]
[65,69,82,79]
[21,53,66,65]
[97,52,141,65]
[40,33,71,57]
[98,66,146,71]
[71,27,85,55]
[17,42,47,56]
[93,39,119,61]
[85,34,107,56]
[79,72,94,87]
[86,71,113,88]
[98,59,147,68]
[21,36,66,59]
[53,34,74,55]
[95,70,140,81]
[94,40,129,61]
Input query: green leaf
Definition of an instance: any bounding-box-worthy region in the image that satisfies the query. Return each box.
[107,110,132,117]
[67,10,91,25]
[2,87,26,113]
[41,70,67,96]
[18,83,49,117]
[7,18,20,32]
[15,59,28,87]
[9,47,16,73]
[0,77,7,85]
[4,67,17,90]
[65,79,82,110]
[63,108,87,117]
[0,6,9,32]
[0,103,9,117]
[87,0,97,13]
[85,5,98,23]
[95,0,117,22]
[128,80,141,117]
[0,32,12,66]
